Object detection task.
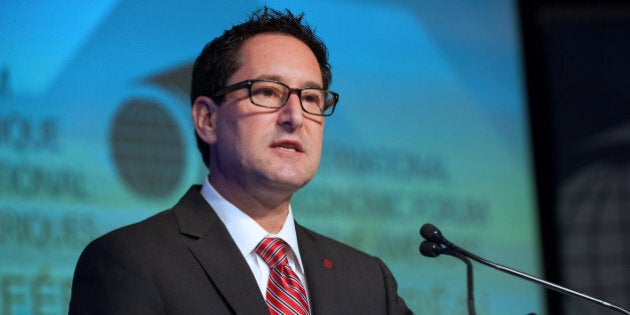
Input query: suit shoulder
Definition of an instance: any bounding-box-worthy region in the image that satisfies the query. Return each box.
[78,208,177,258]
[92,184,205,243]
[102,208,176,241]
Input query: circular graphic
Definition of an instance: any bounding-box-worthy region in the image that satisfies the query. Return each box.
[110,98,185,198]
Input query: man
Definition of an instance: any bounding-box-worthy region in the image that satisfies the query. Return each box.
[70,7,412,315]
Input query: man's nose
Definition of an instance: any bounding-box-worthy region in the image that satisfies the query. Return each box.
[277,92,304,129]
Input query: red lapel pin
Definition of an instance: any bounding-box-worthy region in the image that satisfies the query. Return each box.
[322,258,333,269]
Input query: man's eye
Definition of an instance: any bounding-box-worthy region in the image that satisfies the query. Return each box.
[254,86,280,98]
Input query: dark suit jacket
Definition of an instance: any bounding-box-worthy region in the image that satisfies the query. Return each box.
[69,185,412,314]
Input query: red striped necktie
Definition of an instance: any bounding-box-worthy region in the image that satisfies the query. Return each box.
[256,237,310,315]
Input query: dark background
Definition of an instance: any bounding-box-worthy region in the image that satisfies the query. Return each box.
[520,0,630,314]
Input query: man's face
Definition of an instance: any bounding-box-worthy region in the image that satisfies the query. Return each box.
[208,33,325,198]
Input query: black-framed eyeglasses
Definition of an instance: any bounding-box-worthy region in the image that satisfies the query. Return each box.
[211,79,339,117]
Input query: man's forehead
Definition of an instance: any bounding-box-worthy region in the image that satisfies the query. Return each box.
[232,33,323,86]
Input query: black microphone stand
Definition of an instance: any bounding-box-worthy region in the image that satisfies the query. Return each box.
[456,246,630,315]
[453,252,476,315]
[420,223,630,315]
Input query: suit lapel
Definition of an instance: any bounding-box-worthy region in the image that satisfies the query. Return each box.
[174,186,268,314]
[296,224,342,314]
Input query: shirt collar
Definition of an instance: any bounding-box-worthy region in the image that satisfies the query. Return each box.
[200,177,305,273]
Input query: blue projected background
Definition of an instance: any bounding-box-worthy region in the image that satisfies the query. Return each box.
[0,0,543,314]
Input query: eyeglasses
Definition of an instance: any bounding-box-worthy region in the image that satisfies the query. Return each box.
[211,79,339,116]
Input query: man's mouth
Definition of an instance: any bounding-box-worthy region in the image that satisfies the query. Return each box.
[271,140,304,153]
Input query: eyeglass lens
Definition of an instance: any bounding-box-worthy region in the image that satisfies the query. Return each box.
[250,81,334,115]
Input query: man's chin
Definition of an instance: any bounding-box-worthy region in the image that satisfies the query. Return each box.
[264,172,314,191]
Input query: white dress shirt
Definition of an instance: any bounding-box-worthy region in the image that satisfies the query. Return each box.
[200,177,309,298]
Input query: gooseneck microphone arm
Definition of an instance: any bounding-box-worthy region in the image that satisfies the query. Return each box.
[419,223,630,315]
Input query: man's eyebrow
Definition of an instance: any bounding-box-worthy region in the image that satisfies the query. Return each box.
[303,81,323,89]
[257,74,323,89]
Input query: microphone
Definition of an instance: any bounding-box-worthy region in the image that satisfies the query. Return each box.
[418,223,630,315]
[419,240,445,257]
[420,223,453,247]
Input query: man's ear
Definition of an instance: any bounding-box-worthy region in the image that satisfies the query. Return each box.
[192,96,218,145]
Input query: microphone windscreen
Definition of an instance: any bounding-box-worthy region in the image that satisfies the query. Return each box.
[420,223,440,241]
[419,241,441,257]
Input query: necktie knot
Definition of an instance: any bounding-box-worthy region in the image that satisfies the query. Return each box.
[256,237,289,269]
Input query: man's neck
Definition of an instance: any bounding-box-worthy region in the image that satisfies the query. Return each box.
[208,175,292,233]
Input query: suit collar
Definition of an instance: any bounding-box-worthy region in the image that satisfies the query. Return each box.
[173,185,216,238]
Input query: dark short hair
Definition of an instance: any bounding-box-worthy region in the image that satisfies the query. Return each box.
[190,7,332,168]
